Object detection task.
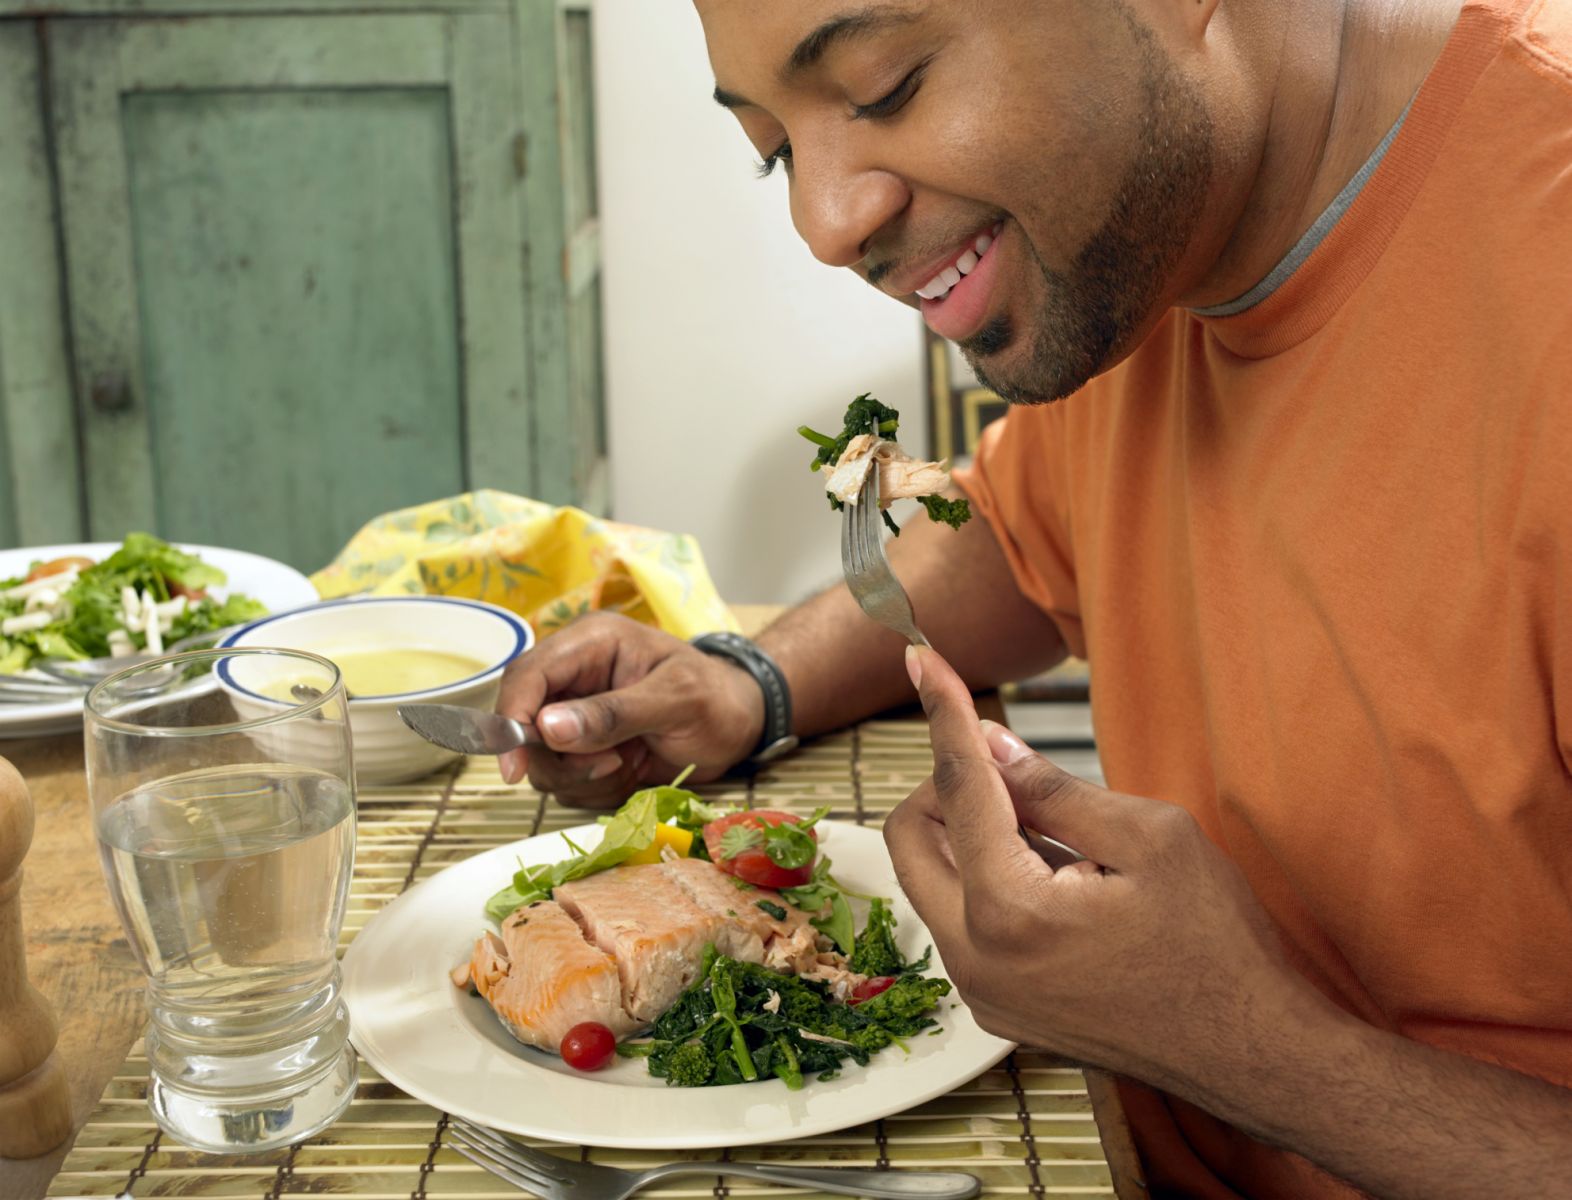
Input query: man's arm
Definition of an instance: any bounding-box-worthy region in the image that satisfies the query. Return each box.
[758,495,1068,738]
[886,647,1572,1200]
[494,494,1065,803]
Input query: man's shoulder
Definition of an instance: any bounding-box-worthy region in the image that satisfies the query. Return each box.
[1512,0,1572,89]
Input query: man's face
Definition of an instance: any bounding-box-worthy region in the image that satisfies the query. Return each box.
[697,0,1216,403]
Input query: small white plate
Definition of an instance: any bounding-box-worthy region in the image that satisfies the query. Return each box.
[0,541,319,738]
[342,820,1013,1149]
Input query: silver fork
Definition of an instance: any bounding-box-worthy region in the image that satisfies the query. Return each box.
[841,423,929,647]
[447,1117,980,1200]
[838,425,1087,872]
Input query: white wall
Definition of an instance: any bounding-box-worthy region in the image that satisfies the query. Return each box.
[593,1,927,605]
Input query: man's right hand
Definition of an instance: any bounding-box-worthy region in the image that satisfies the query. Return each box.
[494,613,766,808]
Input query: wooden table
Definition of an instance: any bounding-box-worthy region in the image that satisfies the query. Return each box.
[0,606,1141,1199]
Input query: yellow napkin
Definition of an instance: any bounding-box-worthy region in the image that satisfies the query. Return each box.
[311,491,738,639]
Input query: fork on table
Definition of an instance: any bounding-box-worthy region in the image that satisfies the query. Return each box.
[839,421,1087,873]
[446,1116,981,1200]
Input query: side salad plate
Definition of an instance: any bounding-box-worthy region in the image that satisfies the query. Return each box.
[342,819,1014,1149]
[0,540,318,737]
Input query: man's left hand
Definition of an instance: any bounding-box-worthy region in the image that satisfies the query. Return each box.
[884,645,1314,1095]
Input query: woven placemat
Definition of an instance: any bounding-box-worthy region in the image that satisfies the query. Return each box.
[47,718,1129,1198]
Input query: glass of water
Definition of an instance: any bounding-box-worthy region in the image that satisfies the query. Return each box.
[85,648,358,1153]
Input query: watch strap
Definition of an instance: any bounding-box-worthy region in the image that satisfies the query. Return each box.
[691,631,797,768]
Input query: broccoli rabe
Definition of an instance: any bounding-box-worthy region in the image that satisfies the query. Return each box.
[661,1041,715,1087]
[796,394,971,536]
[849,898,904,977]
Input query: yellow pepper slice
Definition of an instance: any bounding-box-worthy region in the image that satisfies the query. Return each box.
[622,822,695,866]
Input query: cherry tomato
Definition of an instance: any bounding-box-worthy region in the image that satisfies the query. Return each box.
[559,1022,617,1071]
[167,579,208,601]
[850,976,897,1005]
[702,810,817,889]
[25,555,94,583]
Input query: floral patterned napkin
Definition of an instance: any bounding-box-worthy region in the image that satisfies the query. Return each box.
[310,491,737,638]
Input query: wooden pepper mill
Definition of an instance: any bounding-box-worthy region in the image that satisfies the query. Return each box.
[0,755,73,1158]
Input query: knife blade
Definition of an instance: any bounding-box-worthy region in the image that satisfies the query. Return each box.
[397,703,544,756]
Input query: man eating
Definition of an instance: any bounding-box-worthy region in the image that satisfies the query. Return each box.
[496,1,1572,1194]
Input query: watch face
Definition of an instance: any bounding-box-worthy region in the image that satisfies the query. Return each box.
[753,735,800,764]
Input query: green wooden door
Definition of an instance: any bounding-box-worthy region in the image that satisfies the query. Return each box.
[50,13,536,572]
[518,0,607,513]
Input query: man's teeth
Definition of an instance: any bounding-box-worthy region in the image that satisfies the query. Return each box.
[915,227,1000,302]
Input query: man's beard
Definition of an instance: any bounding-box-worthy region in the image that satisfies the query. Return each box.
[962,18,1214,405]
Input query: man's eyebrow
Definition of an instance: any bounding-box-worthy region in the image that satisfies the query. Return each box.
[711,6,920,110]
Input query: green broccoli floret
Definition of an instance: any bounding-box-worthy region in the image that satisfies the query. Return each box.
[919,493,973,530]
[797,395,971,535]
[849,898,905,977]
[663,1041,715,1088]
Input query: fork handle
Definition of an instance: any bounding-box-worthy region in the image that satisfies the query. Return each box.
[643,1162,980,1200]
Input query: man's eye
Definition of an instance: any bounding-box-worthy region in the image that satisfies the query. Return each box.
[850,61,930,121]
[756,141,793,179]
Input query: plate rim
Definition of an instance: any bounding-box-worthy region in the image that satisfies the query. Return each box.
[342,819,1015,1149]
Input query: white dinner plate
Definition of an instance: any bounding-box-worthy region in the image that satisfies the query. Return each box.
[342,820,1013,1149]
[0,541,319,738]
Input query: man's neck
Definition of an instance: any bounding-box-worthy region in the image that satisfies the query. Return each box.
[1184,0,1465,309]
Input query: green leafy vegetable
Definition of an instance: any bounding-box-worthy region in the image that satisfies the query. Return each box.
[849,898,904,976]
[483,768,733,923]
[780,856,858,954]
[796,395,972,536]
[754,899,788,921]
[0,533,266,669]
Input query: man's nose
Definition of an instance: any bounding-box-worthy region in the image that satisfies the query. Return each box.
[789,143,908,271]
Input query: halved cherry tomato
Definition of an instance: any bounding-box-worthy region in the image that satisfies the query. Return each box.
[702,810,817,890]
[167,579,207,601]
[559,1021,616,1071]
[850,976,896,1005]
[25,556,94,583]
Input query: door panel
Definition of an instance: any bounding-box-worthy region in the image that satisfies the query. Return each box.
[123,89,464,571]
[51,13,534,572]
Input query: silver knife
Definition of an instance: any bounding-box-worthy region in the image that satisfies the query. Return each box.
[397,703,545,755]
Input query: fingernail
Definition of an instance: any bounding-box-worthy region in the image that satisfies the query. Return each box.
[586,756,620,781]
[539,706,583,744]
[982,720,1033,765]
[498,751,522,785]
[905,644,923,689]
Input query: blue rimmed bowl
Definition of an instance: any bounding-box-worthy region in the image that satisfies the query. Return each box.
[222,596,533,784]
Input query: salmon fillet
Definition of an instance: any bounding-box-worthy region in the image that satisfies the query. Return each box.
[459,900,640,1052]
[659,858,811,964]
[554,865,720,1023]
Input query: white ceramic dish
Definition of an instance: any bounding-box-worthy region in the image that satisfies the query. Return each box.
[0,541,318,739]
[223,596,532,784]
[341,820,1013,1149]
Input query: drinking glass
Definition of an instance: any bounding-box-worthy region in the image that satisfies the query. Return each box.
[85,648,358,1153]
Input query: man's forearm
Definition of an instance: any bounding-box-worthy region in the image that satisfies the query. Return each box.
[757,502,1066,738]
[1189,986,1572,1199]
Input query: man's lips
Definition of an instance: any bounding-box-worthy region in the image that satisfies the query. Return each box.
[920,222,1007,342]
[880,222,1003,301]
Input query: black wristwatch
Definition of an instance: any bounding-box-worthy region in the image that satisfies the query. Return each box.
[691,631,798,770]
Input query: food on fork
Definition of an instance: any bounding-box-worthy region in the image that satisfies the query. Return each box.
[453,773,951,1087]
[797,394,972,535]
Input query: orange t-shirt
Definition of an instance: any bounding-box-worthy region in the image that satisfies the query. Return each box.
[954,0,1572,1195]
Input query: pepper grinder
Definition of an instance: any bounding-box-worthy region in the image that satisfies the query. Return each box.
[0,755,73,1158]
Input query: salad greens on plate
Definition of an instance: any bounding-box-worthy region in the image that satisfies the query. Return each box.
[0,533,267,674]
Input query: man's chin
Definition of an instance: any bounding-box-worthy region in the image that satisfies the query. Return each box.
[963,340,1100,407]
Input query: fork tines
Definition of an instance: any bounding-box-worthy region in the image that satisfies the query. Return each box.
[448,1117,579,1195]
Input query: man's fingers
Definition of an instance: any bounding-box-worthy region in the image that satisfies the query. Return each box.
[908,645,1025,870]
[536,669,686,755]
[981,721,1146,869]
[882,781,968,950]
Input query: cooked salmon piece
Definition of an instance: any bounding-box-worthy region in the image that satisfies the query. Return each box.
[553,865,720,1023]
[461,900,640,1052]
[659,858,815,964]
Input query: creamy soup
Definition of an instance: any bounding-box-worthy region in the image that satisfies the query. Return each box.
[328,648,488,696]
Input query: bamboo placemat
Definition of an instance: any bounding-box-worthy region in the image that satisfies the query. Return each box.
[46,717,1135,1199]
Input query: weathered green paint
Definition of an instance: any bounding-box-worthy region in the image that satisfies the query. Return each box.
[514,0,605,512]
[122,88,467,572]
[4,1,601,562]
[0,24,84,547]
